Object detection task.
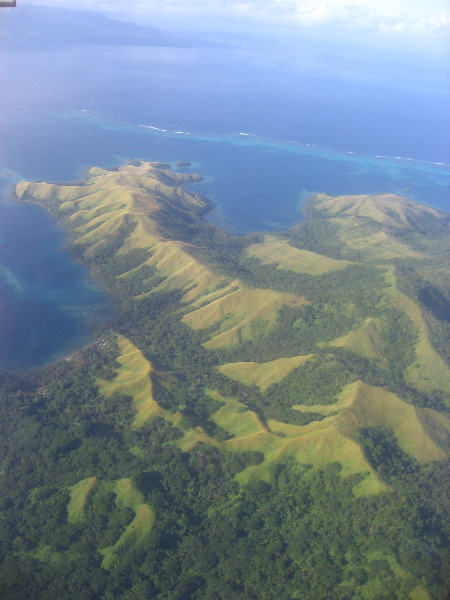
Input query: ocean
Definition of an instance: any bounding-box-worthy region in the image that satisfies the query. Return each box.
[0,39,448,369]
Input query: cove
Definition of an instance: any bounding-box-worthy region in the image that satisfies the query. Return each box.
[0,178,112,371]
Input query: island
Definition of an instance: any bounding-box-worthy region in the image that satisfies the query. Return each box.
[1,159,449,600]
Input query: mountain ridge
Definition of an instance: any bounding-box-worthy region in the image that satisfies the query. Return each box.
[4,159,449,599]
[15,160,450,458]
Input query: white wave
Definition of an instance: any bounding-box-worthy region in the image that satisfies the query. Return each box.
[0,266,24,294]
[139,125,167,132]
[372,154,450,168]
[393,156,425,163]
[174,131,191,135]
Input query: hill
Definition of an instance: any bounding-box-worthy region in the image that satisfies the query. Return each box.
[1,161,449,600]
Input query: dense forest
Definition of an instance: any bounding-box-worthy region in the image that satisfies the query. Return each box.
[0,161,449,599]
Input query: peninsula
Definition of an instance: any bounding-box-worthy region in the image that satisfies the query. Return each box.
[2,159,449,600]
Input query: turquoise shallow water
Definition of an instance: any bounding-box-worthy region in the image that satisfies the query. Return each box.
[61,111,450,231]
[3,108,449,234]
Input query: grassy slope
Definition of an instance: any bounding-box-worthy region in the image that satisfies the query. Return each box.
[99,336,381,494]
[99,478,154,570]
[357,549,432,600]
[307,193,450,396]
[309,193,434,261]
[67,477,97,523]
[16,168,450,498]
[10,165,449,600]
[219,354,314,391]
[293,381,448,463]
[311,193,443,227]
[16,162,308,350]
[247,234,354,274]
[184,286,307,349]
[325,317,385,360]
[36,474,154,569]
[210,390,383,495]
[322,266,450,395]
[383,266,450,394]
[97,334,189,433]
[98,334,163,428]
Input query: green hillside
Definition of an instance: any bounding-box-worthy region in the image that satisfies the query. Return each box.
[0,161,448,600]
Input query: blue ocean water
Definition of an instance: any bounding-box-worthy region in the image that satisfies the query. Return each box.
[0,40,448,368]
[0,180,112,370]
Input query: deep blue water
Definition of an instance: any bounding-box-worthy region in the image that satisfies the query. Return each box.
[0,40,448,369]
[0,180,111,370]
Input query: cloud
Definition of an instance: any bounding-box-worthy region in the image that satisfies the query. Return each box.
[228,2,449,34]
[21,0,450,36]
[416,13,450,34]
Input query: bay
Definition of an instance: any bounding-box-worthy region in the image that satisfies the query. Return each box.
[0,39,448,369]
[0,179,111,370]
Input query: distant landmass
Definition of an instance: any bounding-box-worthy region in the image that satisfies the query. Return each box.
[0,5,195,48]
[1,161,449,599]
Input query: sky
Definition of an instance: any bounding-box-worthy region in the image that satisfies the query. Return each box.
[18,0,450,37]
